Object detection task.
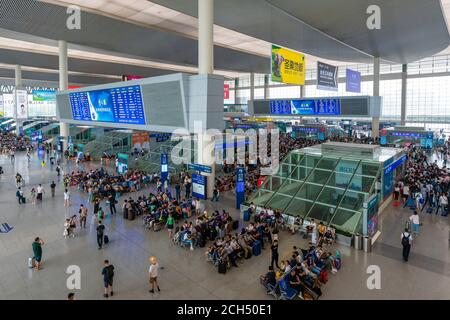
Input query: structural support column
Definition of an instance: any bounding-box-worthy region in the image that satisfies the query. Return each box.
[59,40,69,151]
[198,0,214,75]
[400,64,407,126]
[249,72,254,101]
[264,75,269,100]
[197,0,215,198]
[372,57,380,138]
[14,65,22,135]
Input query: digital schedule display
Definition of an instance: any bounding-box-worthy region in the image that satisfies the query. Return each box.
[69,85,146,125]
[270,98,341,116]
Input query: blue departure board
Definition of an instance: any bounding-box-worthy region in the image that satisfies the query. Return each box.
[69,85,146,125]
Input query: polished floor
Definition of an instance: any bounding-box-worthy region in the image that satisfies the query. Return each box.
[0,151,449,300]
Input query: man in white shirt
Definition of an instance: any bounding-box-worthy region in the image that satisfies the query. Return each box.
[438,194,448,215]
[36,184,44,202]
[148,257,160,293]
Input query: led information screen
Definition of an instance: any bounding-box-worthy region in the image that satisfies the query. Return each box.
[69,85,146,125]
[270,98,341,116]
[192,174,207,200]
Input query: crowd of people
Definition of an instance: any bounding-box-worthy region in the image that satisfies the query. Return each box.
[0,131,33,157]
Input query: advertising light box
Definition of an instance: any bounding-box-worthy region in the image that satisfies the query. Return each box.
[69,85,146,125]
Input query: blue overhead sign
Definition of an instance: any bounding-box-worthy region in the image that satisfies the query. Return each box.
[161,154,169,183]
[236,167,245,209]
[187,163,212,174]
[192,174,207,200]
[384,155,407,175]
[270,98,341,116]
[346,69,361,93]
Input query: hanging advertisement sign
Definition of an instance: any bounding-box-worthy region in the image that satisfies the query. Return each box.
[3,94,15,117]
[117,153,129,174]
[122,75,143,81]
[271,44,305,85]
[160,154,169,183]
[363,194,379,237]
[224,84,230,99]
[15,90,28,119]
[346,69,361,93]
[132,132,150,150]
[317,61,338,91]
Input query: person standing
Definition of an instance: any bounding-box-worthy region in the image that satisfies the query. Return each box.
[409,211,420,236]
[30,187,37,205]
[16,187,24,205]
[96,221,105,250]
[93,199,100,216]
[401,228,412,262]
[56,164,61,176]
[438,193,448,215]
[36,184,44,202]
[32,237,44,270]
[63,189,70,207]
[148,256,161,293]
[50,181,56,198]
[79,204,88,229]
[270,240,280,269]
[211,187,219,202]
[101,260,114,298]
[108,193,116,215]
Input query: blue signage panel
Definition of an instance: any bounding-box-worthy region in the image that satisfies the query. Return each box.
[236,167,245,209]
[270,98,341,116]
[389,132,426,138]
[380,136,387,145]
[69,85,146,125]
[160,154,169,183]
[192,173,207,200]
[346,69,361,93]
[187,163,212,174]
[384,155,407,176]
[150,133,171,142]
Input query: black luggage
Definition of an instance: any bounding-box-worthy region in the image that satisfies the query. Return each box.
[104,235,109,244]
[209,228,217,241]
[21,197,26,204]
[232,220,239,230]
[198,237,205,248]
[218,261,227,274]
[128,210,135,221]
[123,209,128,220]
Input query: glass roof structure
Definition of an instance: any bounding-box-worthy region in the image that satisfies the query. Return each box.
[247,143,397,234]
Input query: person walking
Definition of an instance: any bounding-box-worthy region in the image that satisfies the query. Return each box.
[409,211,420,236]
[108,193,116,216]
[166,213,174,239]
[93,199,100,216]
[148,256,161,293]
[32,237,44,270]
[50,181,56,198]
[101,260,114,298]
[438,193,448,215]
[401,228,412,262]
[211,187,219,202]
[30,187,37,205]
[16,187,24,205]
[96,221,105,250]
[36,184,44,202]
[270,240,280,269]
[79,204,88,229]
[63,189,70,207]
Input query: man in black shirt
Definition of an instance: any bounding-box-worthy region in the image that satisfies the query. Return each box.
[270,240,280,269]
[96,221,105,250]
[50,181,56,198]
[108,193,116,215]
[93,199,100,215]
[101,260,114,298]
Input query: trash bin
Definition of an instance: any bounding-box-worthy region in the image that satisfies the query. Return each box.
[363,236,372,253]
[354,233,362,250]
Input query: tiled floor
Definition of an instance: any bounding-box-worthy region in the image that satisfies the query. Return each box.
[0,151,449,300]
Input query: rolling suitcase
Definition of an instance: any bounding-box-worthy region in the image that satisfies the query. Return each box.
[128,210,135,221]
[232,220,239,230]
[123,209,128,220]
[426,207,433,214]
[104,235,109,244]
[252,240,261,256]
[218,261,227,274]
[243,210,250,222]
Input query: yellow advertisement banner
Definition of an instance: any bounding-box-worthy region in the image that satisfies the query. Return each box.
[271,44,305,85]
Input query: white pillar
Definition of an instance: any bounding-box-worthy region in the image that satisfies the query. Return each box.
[198,0,214,75]
[197,0,215,198]
[59,40,69,150]
[400,64,407,126]
[372,57,380,138]
[14,65,22,135]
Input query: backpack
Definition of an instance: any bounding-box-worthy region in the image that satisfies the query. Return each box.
[334,258,342,270]
[319,270,328,284]
[401,233,410,246]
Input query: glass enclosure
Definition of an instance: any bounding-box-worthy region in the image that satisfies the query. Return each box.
[248,147,385,235]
